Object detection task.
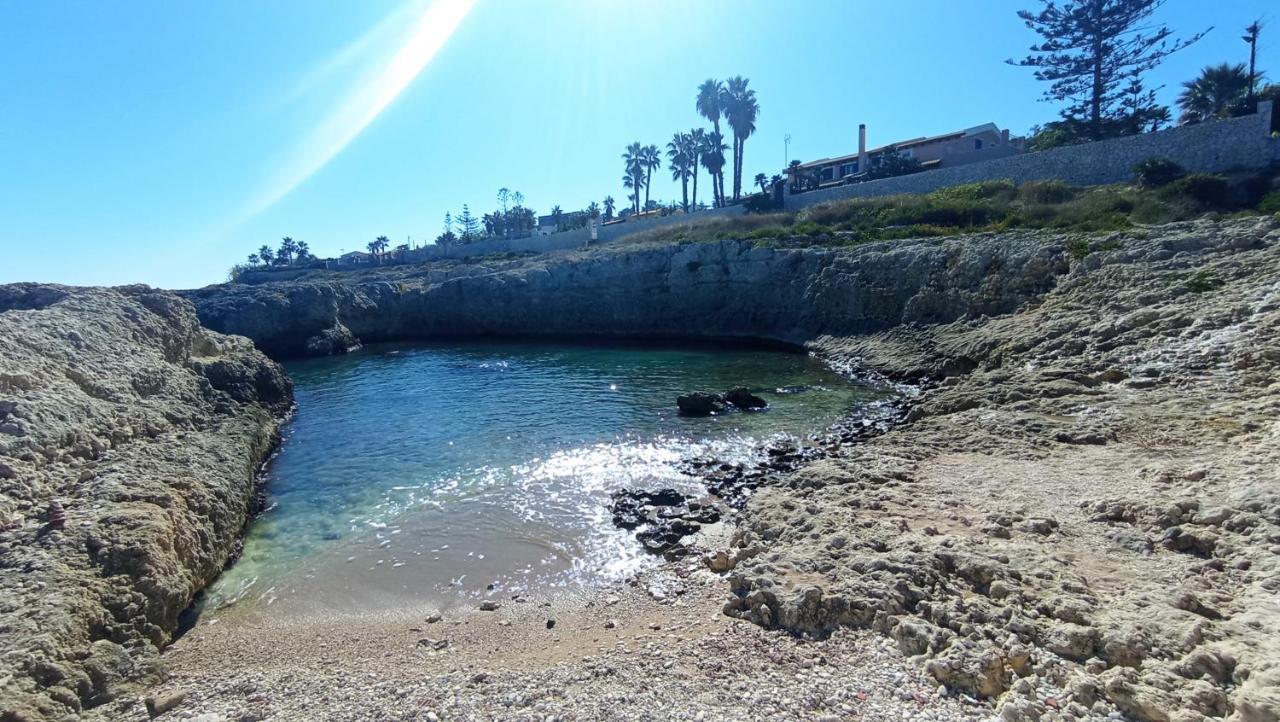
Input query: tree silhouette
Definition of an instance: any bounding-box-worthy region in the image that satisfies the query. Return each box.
[1009,0,1205,141]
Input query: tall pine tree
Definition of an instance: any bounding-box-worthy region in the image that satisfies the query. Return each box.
[1009,0,1206,141]
[455,204,480,243]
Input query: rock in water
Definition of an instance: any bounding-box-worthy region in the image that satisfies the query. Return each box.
[609,488,687,529]
[304,321,359,356]
[677,391,726,416]
[724,387,768,410]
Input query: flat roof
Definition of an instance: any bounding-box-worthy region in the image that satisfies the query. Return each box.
[792,122,1001,171]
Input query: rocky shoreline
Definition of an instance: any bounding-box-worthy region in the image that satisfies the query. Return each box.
[717,217,1280,720]
[0,285,291,721]
[3,215,1279,721]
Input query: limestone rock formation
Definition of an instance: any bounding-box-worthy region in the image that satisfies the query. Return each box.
[0,284,291,721]
[722,217,1280,721]
[183,230,1074,358]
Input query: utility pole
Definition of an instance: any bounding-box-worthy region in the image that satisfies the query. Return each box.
[1244,20,1262,106]
[784,134,791,167]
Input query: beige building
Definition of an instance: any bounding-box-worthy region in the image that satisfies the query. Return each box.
[788,122,1018,188]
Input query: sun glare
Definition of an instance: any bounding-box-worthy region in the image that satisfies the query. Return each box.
[241,0,475,222]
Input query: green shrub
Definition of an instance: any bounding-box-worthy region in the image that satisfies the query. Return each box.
[799,196,894,227]
[1062,234,1124,261]
[1185,269,1223,293]
[1237,173,1274,209]
[744,225,789,240]
[1258,190,1280,215]
[1066,237,1091,260]
[1134,157,1185,188]
[878,197,1010,229]
[1018,180,1075,204]
[929,180,1016,202]
[874,224,958,240]
[792,221,832,236]
[1129,196,1178,225]
[1160,174,1231,209]
[742,193,779,214]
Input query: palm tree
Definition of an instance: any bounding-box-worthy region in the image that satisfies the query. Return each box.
[277,236,298,265]
[696,80,726,206]
[688,128,707,210]
[257,245,274,266]
[641,144,661,212]
[700,131,728,208]
[603,195,615,220]
[1178,63,1253,124]
[246,252,260,266]
[755,173,768,194]
[721,76,759,202]
[622,170,640,216]
[667,131,694,211]
[622,142,646,214]
[295,241,311,262]
[586,201,600,219]
[368,236,390,263]
[550,205,564,231]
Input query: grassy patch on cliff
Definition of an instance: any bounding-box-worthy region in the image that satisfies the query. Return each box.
[614,172,1278,251]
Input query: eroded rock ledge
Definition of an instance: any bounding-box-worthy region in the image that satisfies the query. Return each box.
[0,285,291,721]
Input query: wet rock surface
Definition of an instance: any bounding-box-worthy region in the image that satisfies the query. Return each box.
[0,285,291,721]
[610,397,910,559]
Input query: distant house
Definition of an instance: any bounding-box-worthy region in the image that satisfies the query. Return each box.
[788,121,1019,189]
[339,251,372,265]
[535,211,588,235]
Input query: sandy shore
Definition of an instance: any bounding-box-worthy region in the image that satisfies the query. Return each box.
[88,560,991,721]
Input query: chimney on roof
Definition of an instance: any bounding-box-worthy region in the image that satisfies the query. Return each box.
[1001,129,1010,143]
[858,124,868,173]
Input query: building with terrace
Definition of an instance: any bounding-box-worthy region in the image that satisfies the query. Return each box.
[788,121,1020,189]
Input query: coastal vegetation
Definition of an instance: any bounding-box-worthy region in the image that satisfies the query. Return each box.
[609,163,1280,249]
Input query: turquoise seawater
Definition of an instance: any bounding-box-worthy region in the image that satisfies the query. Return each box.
[206,341,888,615]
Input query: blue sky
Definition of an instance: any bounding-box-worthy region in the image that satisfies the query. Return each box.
[0,0,1273,289]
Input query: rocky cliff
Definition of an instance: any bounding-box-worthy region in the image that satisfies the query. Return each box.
[184,231,1071,358]
[0,285,291,721]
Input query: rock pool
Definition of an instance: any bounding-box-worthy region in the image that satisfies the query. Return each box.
[205,341,889,615]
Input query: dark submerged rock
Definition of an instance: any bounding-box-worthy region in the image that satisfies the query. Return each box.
[724,387,768,410]
[677,392,726,416]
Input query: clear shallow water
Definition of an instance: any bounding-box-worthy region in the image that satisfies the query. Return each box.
[206,341,888,615]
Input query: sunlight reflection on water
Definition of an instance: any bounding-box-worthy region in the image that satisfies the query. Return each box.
[205,341,887,615]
